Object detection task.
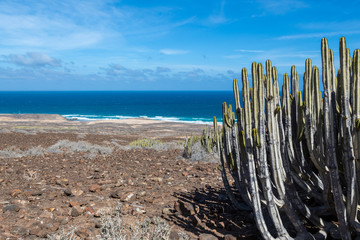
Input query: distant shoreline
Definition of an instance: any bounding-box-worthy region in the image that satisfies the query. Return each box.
[62,114,213,124]
[0,113,214,125]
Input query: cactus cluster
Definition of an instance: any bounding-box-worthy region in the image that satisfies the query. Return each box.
[214,37,360,239]
[183,127,218,159]
[129,138,162,148]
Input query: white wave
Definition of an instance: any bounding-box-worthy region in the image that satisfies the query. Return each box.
[62,114,214,124]
[146,116,212,124]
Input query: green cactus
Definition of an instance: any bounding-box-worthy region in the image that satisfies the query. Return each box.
[213,37,360,239]
[129,138,162,148]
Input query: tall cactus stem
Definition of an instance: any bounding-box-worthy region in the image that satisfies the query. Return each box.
[340,37,360,232]
[242,68,277,239]
[322,37,351,239]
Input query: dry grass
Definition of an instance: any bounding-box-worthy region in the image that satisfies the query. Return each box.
[48,203,189,240]
[47,227,77,240]
[99,204,173,240]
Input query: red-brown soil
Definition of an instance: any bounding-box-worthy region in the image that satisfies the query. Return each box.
[0,115,257,239]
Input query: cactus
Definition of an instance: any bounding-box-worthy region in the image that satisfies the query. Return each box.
[214,37,360,239]
[129,138,162,148]
[182,126,219,159]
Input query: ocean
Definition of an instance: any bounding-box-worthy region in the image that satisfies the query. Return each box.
[0,91,235,124]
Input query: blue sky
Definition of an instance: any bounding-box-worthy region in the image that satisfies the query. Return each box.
[0,0,360,90]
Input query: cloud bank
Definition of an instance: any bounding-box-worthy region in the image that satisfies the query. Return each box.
[3,52,61,67]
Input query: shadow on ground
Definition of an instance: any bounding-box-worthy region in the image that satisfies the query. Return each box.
[164,185,261,239]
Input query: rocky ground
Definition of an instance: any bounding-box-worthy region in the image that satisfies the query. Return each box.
[0,115,258,240]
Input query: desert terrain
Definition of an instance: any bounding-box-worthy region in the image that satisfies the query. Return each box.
[0,115,257,240]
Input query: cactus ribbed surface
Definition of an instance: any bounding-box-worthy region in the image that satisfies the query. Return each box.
[214,37,360,239]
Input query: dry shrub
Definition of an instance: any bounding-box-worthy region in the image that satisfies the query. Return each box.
[0,140,113,159]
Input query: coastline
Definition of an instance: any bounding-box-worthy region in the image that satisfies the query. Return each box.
[62,114,214,125]
[0,113,210,139]
[0,113,214,124]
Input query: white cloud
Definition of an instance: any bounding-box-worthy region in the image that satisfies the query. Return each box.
[103,64,236,84]
[0,1,194,51]
[0,1,109,50]
[160,49,189,55]
[4,52,62,67]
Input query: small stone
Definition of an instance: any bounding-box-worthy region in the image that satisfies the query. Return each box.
[185,166,192,171]
[72,189,84,196]
[33,229,47,238]
[162,207,173,215]
[10,189,21,197]
[12,199,26,205]
[98,179,113,185]
[30,191,42,196]
[89,184,101,192]
[150,177,163,182]
[75,228,89,238]
[199,233,218,240]
[84,206,95,215]
[39,210,53,219]
[46,220,60,232]
[70,206,82,217]
[124,192,134,201]
[218,221,226,229]
[115,180,124,187]
[110,191,135,202]
[64,188,83,197]
[57,216,69,225]
[48,192,58,200]
[64,189,73,196]
[94,220,101,228]
[69,201,81,207]
[189,215,202,227]
[55,178,69,186]
[224,234,237,240]
[132,207,146,215]
[126,179,134,185]
[110,190,121,199]
[144,197,154,203]
[174,201,196,216]
[3,204,20,213]
[29,222,48,238]
[93,204,112,217]
[137,191,146,197]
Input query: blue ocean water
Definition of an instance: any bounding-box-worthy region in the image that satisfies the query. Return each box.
[0,91,236,124]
